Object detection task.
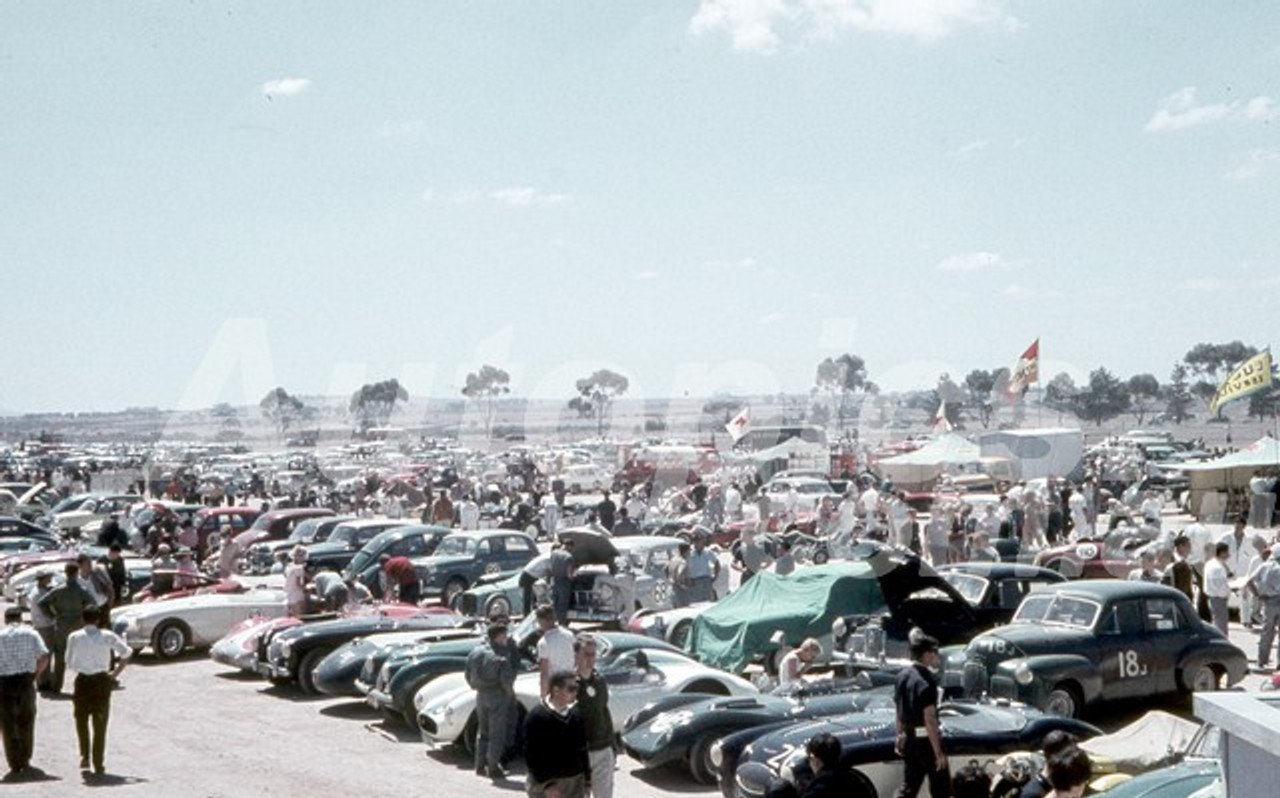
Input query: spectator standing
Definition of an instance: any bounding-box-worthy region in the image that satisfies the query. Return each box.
[284,546,309,617]
[574,633,615,798]
[215,528,241,578]
[458,495,480,530]
[36,564,96,694]
[1165,535,1197,604]
[548,538,577,624]
[431,490,455,526]
[611,507,639,537]
[104,547,128,607]
[26,573,57,692]
[924,512,949,568]
[76,554,114,628]
[520,552,553,616]
[686,532,720,603]
[667,543,692,608]
[1203,542,1232,635]
[596,490,616,532]
[65,606,131,776]
[467,623,516,780]
[535,604,575,700]
[1250,544,1280,670]
[777,638,821,690]
[0,606,49,778]
[893,632,950,798]
[523,670,587,798]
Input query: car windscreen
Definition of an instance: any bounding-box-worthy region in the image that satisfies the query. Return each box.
[327,524,359,545]
[1014,594,1100,629]
[50,495,89,513]
[942,573,988,605]
[435,536,478,557]
[287,518,322,543]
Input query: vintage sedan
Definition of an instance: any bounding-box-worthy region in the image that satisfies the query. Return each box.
[621,680,894,784]
[110,585,290,658]
[413,529,539,606]
[938,562,1067,627]
[458,530,722,623]
[341,523,452,590]
[244,515,355,575]
[303,518,412,574]
[416,636,758,753]
[723,699,1099,798]
[945,581,1249,718]
[258,605,474,694]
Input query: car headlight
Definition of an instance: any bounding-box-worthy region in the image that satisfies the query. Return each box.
[278,640,293,661]
[1014,662,1034,685]
[946,651,966,666]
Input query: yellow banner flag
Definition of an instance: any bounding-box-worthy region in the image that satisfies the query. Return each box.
[1209,350,1273,416]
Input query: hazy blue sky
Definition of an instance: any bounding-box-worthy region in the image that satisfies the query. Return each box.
[3,2,1277,413]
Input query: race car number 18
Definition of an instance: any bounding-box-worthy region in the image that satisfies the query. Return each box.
[1117,650,1147,678]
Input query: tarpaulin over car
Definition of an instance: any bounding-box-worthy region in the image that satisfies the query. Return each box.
[688,562,887,673]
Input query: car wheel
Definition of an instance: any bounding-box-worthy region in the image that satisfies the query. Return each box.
[689,735,721,785]
[1189,664,1221,692]
[443,578,467,608]
[485,594,513,619]
[297,647,330,696]
[152,620,190,659]
[812,549,830,565]
[1044,683,1081,718]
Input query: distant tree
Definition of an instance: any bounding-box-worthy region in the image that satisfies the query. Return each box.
[1248,388,1280,420]
[964,369,999,429]
[1163,364,1194,425]
[573,368,630,437]
[702,397,743,425]
[461,364,511,439]
[259,387,306,440]
[1183,341,1259,381]
[1043,372,1078,424]
[349,378,408,433]
[1126,374,1161,425]
[814,354,869,429]
[1073,368,1131,426]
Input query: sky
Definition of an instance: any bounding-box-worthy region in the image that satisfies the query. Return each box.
[2,1,1278,413]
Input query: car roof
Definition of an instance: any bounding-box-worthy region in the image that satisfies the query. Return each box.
[333,518,413,529]
[939,562,1066,581]
[1029,580,1186,602]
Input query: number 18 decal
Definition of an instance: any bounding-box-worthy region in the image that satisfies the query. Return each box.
[1117,650,1148,678]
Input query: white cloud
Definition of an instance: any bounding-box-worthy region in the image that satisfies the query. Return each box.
[1180,277,1225,292]
[633,269,660,280]
[1144,86,1277,132]
[445,186,570,207]
[1002,284,1060,299]
[947,138,992,159]
[760,311,788,324]
[259,77,311,98]
[489,186,569,206]
[936,251,1009,273]
[689,0,1018,55]
[1226,148,1280,180]
[703,256,760,273]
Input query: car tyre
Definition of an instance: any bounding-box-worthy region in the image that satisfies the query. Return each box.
[443,578,467,608]
[812,549,829,565]
[1044,683,1081,718]
[1188,664,1220,692]
[689,735,720,785]
[297,647,330,695]
[485,594,512,618]
[152,620,190,660]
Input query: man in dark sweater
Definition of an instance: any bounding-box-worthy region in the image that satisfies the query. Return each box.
[574,633,614,798]
[523,669,587,798]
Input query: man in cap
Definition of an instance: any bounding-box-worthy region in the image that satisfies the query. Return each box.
[0,606,49,778]
[466,622,516,779]
[894,630,950,797]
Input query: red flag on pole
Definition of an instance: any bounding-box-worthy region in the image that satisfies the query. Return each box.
[1007,338,1040,396]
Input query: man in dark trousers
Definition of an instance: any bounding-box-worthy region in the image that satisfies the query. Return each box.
[574,633,615,798]
[524,670,587,798]
[64,606,131,775]
[0,606,49,779]
[37,563,96,694]
[466,622,515,780]
[894,631,950,798]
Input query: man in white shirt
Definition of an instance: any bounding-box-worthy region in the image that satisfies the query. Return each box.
[534,604,574,699]
[1217,516,1252,578]
[1203,542,1232,636]
[1183,520,1212,568]
[0,606,50,777]
[65,606,131,775]
[457,496,480,531]
[859,483,880,527]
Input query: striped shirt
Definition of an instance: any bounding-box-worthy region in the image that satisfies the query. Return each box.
[0,623,49,676]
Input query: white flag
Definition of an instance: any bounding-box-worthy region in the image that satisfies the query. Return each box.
[725,407,751,442]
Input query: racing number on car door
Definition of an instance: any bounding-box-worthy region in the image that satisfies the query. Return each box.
[1099,600,1155,699]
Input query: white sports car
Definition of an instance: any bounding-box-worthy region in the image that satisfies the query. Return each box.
[111,586,289,659]
[415,634,757,751]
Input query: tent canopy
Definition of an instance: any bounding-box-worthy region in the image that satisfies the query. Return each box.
[1176,436,1280,516]
[876,433,981,487]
